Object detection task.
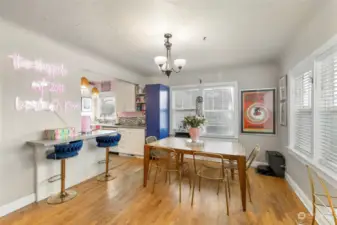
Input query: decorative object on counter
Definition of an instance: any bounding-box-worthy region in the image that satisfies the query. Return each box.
[46,140,83,204]
[183,115,206,142]
[81,77,90,88]
[81,116,92,134]
[241,89,276,135]
[154,33,186,77]
[95,134,121,181]
[44,127,76,140]
[81,97,92,112]
[146,84,170,139]
[92,87,99,96]
[185,138,204,147]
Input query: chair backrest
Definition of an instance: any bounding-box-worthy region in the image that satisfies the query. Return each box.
[150,147,178,165]
[246,144,260,170]
[192,152,225,180]
[146,136,157,144]
[307,165,337,225]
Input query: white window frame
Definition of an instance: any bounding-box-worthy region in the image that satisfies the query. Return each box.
[288,34,337,187]
[170,81,239,139]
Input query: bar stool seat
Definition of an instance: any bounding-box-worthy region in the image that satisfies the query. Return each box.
[46,140,83,204]
[96,134,121,182]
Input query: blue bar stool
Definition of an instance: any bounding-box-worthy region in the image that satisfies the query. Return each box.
[46,140,83,204]
[96,134,121,181]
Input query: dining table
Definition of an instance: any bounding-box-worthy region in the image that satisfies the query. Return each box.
[143,137,247,211]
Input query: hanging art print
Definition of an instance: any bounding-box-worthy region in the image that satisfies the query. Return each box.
[241,89,276,135]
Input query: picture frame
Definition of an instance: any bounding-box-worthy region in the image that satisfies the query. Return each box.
[241,88,276,135]
[279,75,287,101]
[81,97,92,112]
[280,101,287,126]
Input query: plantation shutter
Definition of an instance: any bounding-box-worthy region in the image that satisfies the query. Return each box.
[294,69,313,157]
[316,46,337,173]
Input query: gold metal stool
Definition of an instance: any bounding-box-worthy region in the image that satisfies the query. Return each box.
[97,147,116,182]
[47,159,77,204]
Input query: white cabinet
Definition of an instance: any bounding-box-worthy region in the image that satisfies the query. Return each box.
[112,128,145,156]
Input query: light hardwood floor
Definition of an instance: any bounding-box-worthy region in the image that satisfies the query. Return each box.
[0,157,308,225]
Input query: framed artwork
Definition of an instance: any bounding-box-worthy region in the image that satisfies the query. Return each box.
[280,102,287,126]
[279,75,287,101]
[81,97,92,112]
[241,89,276,135]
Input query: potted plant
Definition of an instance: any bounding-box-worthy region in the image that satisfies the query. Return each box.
[183,115,206,142]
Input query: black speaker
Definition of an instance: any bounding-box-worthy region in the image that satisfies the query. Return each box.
[256,151,285,178]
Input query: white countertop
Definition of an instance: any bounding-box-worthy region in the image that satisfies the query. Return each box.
[27,130,117,147]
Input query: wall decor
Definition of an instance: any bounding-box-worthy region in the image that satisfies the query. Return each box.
[279,75,287,101]
[81,97,92,112]
[241,89,276,135]
[280,101,287,126]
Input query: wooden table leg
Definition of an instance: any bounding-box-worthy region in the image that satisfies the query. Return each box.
[180,153,184,164]
[143,145,150,187]
[237,156,246,211]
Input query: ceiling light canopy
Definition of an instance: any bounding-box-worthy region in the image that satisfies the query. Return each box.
[154,33,186,77]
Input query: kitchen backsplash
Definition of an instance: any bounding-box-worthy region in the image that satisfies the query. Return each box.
[118,116,145,126]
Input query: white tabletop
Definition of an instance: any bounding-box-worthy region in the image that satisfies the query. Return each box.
[27,130,117,147]
[147,137,246,157]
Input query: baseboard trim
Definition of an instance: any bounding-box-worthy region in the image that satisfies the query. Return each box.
[285,173,327,225]
[0,193,35,217]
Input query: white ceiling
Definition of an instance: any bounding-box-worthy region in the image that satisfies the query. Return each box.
[0,0,324,76]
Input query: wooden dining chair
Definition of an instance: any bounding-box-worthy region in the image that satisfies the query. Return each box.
[146,136,157,180]
[224,144,260,203]
[191,152,230,215]
[150,147,192,203]
[307,165,337,225]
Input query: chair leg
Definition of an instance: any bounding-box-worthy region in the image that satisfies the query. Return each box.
[168,172,171,185]
[311,206,316,225]
[188,166,192,189]
[198,176,201,192]
[246,175,252,202]
[224,180,230,216]
[217,180,221,196]
[226,170,231,198]
[191,176,196,206]
[152,167,159,194]
[179,169,182,203]
[148,160,152,180]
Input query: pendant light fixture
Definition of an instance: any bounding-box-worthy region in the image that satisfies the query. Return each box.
[154,33,186,77]
[92,87,99,96]
[81,77,89,88]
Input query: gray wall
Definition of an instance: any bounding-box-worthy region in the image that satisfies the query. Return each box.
[148,63,281,162]
[280,0,337,200]
[0,18,143,207]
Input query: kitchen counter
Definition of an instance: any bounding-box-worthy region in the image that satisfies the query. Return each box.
[27,130,117,147]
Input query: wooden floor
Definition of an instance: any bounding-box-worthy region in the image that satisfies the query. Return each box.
[0,156,308,225]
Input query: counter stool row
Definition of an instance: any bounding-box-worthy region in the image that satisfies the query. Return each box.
[46,133,121,204]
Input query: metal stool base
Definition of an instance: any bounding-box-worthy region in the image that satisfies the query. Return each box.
[47,190,77,204]
[97,173,116,182]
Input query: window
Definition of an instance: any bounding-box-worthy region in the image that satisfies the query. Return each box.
[289,37,337,181]
[171,82,238,138]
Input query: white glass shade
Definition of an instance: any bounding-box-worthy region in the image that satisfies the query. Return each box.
[174,59,186,68]
[154,56,167,66]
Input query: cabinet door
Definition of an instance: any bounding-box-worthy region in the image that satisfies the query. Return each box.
[159,86,169,139]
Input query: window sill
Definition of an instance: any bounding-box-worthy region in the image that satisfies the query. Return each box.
[286,146,337,188]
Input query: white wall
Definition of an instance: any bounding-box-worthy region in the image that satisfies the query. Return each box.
[0,18,143,207]
[280,0,337,206]
[148,63,281,161]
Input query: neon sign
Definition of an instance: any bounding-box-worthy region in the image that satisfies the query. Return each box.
[32,79,65,95]
[16,97,80,112]
[8,54,68,77]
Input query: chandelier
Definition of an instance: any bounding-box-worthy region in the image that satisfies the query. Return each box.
[154,33,186,77]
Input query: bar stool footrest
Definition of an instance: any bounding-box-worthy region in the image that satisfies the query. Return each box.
[97,173,116,182]
[47,190,77,204]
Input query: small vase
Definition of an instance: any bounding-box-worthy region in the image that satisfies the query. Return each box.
[189,127,200,142]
